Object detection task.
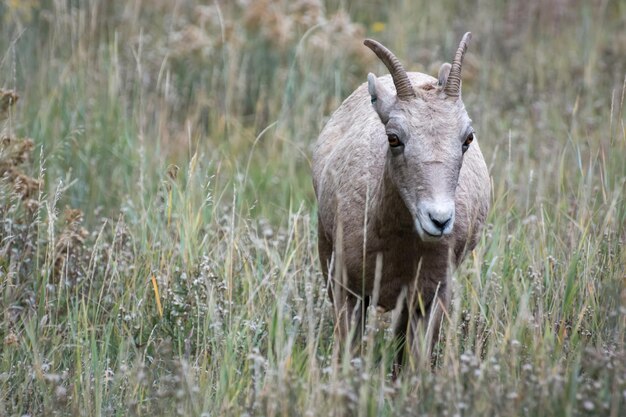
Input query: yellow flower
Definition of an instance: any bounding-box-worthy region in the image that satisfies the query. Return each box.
[371,22,386,33]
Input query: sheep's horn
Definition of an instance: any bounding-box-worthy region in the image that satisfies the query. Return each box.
[364,39,415,101]
[444,32,472,98]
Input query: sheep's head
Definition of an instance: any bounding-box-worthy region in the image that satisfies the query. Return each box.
[364,33,475,241]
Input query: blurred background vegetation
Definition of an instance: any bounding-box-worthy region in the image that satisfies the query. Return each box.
[0,0,625,416]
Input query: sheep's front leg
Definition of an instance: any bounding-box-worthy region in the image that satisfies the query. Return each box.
[393,281,449,373]
[317,219,333,281]
[318,224,369,354]
[333,291,361,346]
[331,287,370,354]
[422,281,449,363]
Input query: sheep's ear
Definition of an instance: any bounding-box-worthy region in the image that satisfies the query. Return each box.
[367,73,394,124]
[437,63,451,88]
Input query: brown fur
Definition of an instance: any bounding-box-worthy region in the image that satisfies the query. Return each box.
[313,70,490,368]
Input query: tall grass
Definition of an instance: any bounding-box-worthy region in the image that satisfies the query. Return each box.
[1,0,625,415]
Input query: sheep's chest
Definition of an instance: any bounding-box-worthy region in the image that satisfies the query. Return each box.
[342,230,451,311]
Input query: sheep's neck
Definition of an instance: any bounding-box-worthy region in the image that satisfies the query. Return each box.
[371,158,415,238]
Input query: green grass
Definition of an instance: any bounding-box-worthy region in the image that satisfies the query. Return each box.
[1,0,625,416]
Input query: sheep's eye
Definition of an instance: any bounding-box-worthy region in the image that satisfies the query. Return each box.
[462,132,474,153]
[388,134,402,148]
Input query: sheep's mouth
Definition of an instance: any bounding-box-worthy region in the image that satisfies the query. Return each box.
[421,229,445,242]
[424,229,443,238]
[414,215,454,242]
[414,219,445,242]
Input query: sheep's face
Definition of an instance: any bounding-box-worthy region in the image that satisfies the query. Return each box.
[368,74,474,241]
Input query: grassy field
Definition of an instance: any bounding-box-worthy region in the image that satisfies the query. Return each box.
[1,0,625,416]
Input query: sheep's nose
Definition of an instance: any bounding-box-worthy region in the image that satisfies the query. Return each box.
[429,212,452,232]
[416,200,455,238]
[419,202,455,237]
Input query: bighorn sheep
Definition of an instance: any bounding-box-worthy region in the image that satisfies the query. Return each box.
[312,33,490,368]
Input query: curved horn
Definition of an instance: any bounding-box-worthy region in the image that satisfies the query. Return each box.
[444,32,472,98]
[363,39,415,101]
